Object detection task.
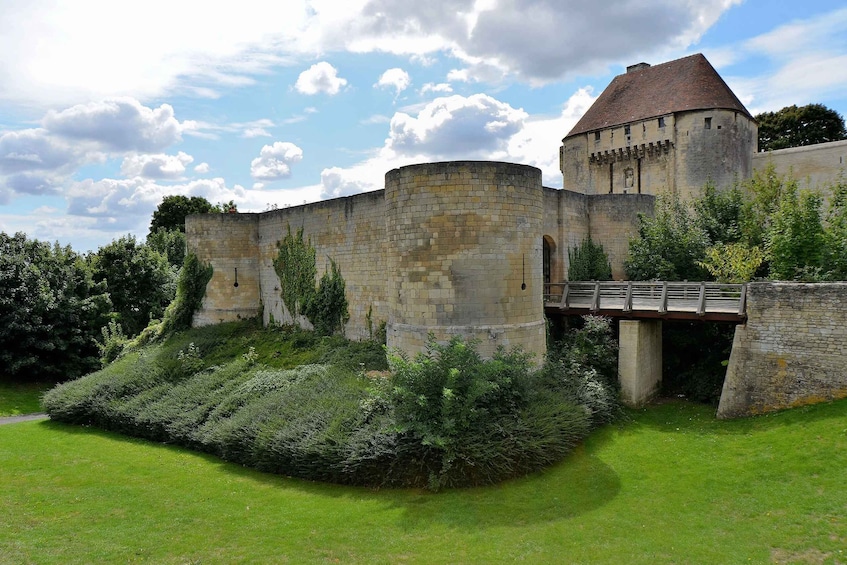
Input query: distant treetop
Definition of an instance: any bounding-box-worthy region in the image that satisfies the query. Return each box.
[756,103,847,152]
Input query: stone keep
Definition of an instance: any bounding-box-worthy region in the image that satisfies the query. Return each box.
[561,54,758,200]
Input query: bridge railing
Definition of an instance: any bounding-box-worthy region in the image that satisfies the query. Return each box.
[543,281,746,318]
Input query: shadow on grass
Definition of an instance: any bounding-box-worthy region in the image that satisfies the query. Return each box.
[36,418,622,531]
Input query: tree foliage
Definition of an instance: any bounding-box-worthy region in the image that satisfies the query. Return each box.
[567,237,612,281]
[626,164,846,283]
[273,226,349,336]
[0,232,112,381]
[146,227,186,268]
[625,194,710,281]
[91,235,177,337]
[149,195,216,235]
[160,252,214,335]
[756,103,847,152]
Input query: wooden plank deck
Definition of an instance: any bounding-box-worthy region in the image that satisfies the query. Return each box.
[543,281,746,322]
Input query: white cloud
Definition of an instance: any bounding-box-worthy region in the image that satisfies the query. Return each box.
[0,128,79,174]
[506,87,597,186]
[320,166,373,199]
[375,68,411,95]
[421,82,453,95]
[0,0,744,108]
[0,0,312,107]
[313,87,597,196]
[43,98,183,152]
[194,162,210,174]
[295,62,348,95]
[709,7,847,114]
[250,141,304,180]
[388,93,527,158]
[243,127,272,138]
[120,152,194,180]
[447,69,471,82]
[362,114,391,125]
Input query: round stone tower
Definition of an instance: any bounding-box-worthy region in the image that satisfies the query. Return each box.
[384,161,546,360]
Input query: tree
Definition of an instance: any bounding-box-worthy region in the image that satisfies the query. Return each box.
[624,194,710,281]
[567,237,612,280]
[91,235,177,336]
[0,232,111,381]
[149,195,216,235]
[766,185,826,281]
[147,227,186,268]
[756,103,847,152]
[822,176,847,280]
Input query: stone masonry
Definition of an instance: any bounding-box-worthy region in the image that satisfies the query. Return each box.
[717,282,847,418]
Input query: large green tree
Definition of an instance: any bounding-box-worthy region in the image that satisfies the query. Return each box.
[149,195,216,234]
[91,235,177,337]
[624,194,710,281]
[756,103,847,152]
[0,232,112,381]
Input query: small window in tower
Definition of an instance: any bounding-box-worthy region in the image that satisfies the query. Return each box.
[705,117,712,130]
[594,131,600,142]
[624,125,631,135]
[658,117,665,128]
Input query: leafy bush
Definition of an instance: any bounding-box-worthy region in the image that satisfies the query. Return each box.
[44,318,617,490]
[273,226,349,336]
[0,232,112,382]
[568,237,612,281]
[160,252,213,335]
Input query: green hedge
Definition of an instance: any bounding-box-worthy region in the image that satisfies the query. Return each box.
[44,318,618,489]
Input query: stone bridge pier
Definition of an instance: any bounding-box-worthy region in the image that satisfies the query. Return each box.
[618,320,663,407]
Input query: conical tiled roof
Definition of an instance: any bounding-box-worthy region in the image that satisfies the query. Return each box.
[566,54,753,138]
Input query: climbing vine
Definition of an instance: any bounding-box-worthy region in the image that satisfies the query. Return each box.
[273,226,349,336]
[273,226,317,319]
[161,252,214,334]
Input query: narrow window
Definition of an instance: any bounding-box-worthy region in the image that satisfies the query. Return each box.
[624,125,631,135]
[594,131,601,142]
[704,117,712,130]
[609,163,614,194]
[658,117,665,128]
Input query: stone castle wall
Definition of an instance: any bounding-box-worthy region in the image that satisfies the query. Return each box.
[753,139,847,196]
[561,109,757,200]
[674,109,757,200]
[587,194,655,279]
[717,282,847,418]
[385,162,546,359]
[186,213,261,325]
[256,190,388,340]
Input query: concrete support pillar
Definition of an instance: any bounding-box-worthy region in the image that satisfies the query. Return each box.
[618,320,662,407]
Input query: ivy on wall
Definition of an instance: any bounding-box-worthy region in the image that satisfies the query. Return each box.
[274,226,317,319]
[273,226,349,336]
[161,252,214,334]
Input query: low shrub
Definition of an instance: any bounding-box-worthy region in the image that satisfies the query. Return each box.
[45,317,619,490]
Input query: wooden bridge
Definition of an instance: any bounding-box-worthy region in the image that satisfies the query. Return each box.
[544,281,747,322]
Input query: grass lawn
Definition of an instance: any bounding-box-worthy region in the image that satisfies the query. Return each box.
[2,399,846,564]
[0,382,51,416]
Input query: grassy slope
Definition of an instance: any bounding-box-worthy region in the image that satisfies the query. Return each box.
[2,399,846,564]
[0,382,51,416]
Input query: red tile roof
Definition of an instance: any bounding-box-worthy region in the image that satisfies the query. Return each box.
[566,53,753,138]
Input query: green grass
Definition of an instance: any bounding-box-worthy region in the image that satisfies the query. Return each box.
[3,399,847,563]
[0,381,51,416]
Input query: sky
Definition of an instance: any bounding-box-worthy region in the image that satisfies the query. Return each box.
[1,0,846,253]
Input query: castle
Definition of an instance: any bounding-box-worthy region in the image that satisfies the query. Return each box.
[187,53,847,361]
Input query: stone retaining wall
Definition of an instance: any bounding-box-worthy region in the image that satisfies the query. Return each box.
[717,282,847,418]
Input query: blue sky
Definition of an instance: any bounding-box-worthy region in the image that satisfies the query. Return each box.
[1,0,846,252]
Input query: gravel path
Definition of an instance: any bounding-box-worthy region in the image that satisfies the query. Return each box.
[0,413,48,425]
